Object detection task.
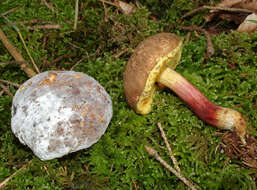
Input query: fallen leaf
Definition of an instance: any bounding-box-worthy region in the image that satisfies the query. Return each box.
[116,0,135,15]
[237,13,257,33]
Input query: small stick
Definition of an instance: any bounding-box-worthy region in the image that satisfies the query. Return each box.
[6,18,40,74]
[0,90,4,96]
[1,6,21,17]
[29,24,61,30]
[74,0,79,30]
[180,5,253,21]
[145,146,197,190]
[0,83,13,98]
[102,0,109,22]
[43,165,50,176]
[18,30,40,73]
[157,122,181,173]
[42,33,50,50]
[0,28,36,77]
[114,48,129,59]
[0,79,20,88]
[0,61,28,65]
[2,16,40,74]
[70,57,86,70]
[185,32,191,43]
[180,26,214,58]
[0,160,32,189]
[10,19,45,26]
[99,0,117,7]
[41,0,56,12]
[132,178,139,190]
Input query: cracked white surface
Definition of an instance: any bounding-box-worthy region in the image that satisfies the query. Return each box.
[11,71,112,160]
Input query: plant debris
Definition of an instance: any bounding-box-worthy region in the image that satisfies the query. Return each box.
[237,13,257,33]
[100,0,135,15]
[219,132,257,169]
[206,0,257,33]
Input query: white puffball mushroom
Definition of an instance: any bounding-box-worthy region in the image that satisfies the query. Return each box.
[11,71,112,161]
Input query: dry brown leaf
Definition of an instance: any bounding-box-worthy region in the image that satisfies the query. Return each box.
[100,0,135,15]
[237,13,257,33]
[116,0,135,15]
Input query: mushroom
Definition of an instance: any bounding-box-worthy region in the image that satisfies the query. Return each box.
[11,71,112,160]
[123,33,246,143]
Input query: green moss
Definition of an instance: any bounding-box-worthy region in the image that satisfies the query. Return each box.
[0,0,256,189]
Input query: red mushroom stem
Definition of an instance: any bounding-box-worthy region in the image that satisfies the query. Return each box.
[158,68,247,144]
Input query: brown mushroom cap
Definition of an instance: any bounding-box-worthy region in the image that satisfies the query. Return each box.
[123,33,183,114]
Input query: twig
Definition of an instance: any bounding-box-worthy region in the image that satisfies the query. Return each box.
[0,28,36,77]
[1,6,21,17]
[180,5,253,21]
[0,160,32,189]
[29,24,61,30]
[0,61,28,66]
[180,26,214,58]
[48,54,73,67]
[132,178,139,190]
[2,16,40,74]
[42,33,50,50]
[157,122,181,173]
[9,19,46,26]
[74,0,79,30]
[185,32,191,43]
[99,0,117,7]
[101,0,109,22]
[0,90,4,96]
[70,57,86,70]
[17,31,40,73]
[113,48,129,59]
[43,165,50,176]
[0,79,20,88]
[145,146,197,190]
[0,83,13,98]
[41,0,56,12]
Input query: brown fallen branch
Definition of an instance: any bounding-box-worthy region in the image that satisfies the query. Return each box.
[180,25,214,58]
[0,28,36,77]
[145,146,197,190]
[180,5,253,22]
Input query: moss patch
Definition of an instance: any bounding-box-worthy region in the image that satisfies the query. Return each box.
[0,0,256,189]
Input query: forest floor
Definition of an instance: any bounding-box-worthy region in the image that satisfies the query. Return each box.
[0,0,256,189]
